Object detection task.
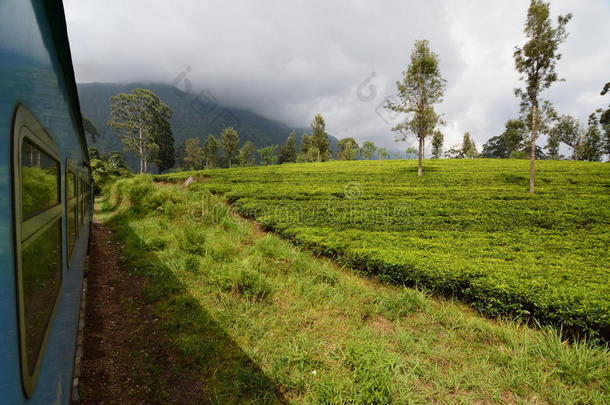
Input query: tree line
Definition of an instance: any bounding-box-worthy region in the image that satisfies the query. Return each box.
[380,0,609,193]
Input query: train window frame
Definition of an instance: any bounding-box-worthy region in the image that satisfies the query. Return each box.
[11,105,64,397]
[66,163,78,262]
[79,176,86,225]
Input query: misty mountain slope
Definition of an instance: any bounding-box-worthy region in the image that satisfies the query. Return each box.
[77,82,335,167]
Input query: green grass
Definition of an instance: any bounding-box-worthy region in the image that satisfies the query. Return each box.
[98,175,609,404]
[155,159,610,341]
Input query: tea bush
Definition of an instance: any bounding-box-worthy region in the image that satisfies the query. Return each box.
[155,159,610,340]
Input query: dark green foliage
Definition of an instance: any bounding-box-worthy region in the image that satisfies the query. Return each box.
[258,145,278,166]
[183,138,205,170]
[462,132,478,158]
[482,119,528,158]
[580,113,604,162]
[278,132,298,164]
[203,135,218,168]
[220,127,240,168]
[431,130,443,159]
[153,115,175,173]
[108,88,173,173]
[311,114,331,162]
[89,148,131,194]
[337,137,359,161]
[238,141,257,167]
[361,141,377,160]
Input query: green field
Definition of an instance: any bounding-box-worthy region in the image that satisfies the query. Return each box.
[157,159,610,340]
[98,176,609,403]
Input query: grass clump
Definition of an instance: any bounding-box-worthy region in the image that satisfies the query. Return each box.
[373,288,429,320]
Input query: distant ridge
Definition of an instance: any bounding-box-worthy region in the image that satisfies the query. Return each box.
[77,82,337,169]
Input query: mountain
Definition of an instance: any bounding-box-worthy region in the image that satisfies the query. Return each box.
[77,82,336,169]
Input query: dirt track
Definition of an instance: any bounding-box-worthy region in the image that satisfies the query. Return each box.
[79,221,202,404]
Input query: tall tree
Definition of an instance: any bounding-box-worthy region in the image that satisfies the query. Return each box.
[219,127,240,168]
[386,40,446,176]
[258,145,278,165]
[599,83,610,158]
[361,141,377,160]
[545,129,561,160]
[108,88,172,173]
[183,138,205,170]
[337,137,360,160]
[300,133,313,155]
[238,141,257,166]
[462,132,478,158]
[153,115,175,173]
[481,119,528,158]
[444,145,463,159]
[431,129,444,158]
[203,135,218,168]
[405,146,418,159]
[378,147,390,160]
[580,113,604,161]
[278,131,298,163]
[553,114,582,160]
[311,114,330,161]
[514,0,571,192]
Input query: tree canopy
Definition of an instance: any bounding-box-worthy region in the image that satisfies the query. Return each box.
[337,137,360,160]
[386,39,446,175]
[108,88,173,173]
[220,127,240,168]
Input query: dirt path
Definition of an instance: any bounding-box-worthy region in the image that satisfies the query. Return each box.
[79,221,203,404]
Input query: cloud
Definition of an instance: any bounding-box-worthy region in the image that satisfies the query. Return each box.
[64,0,610,149]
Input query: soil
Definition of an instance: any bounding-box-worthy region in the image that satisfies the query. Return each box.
[78,221,203,404]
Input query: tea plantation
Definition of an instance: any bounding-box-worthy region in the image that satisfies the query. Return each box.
[156,159,610,340]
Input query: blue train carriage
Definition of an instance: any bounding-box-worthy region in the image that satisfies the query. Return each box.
[0,0,92,403]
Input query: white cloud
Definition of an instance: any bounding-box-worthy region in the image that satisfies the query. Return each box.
[64,0,610,149]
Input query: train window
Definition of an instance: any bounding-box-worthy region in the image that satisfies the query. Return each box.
[12,105,63,396]
[80,178,85,224]
[67,170,76,200]
[67,167,78,258]
[20,140,60,219]
[21,220,62,372]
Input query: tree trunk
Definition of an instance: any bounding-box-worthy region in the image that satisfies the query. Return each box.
[529,104,537,194]
[417,136,424,176]
[138,126,144,174]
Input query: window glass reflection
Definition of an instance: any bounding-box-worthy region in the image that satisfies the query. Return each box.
[67,171,75,199]
[21,140,59,219]
[68,205,76,255]
[22,220,62,372]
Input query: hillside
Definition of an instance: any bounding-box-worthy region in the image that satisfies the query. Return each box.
[77,82,336,168]
[157,159,610,341]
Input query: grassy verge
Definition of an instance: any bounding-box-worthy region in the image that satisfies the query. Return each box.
[99,175,609,404]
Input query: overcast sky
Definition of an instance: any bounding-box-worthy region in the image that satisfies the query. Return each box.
[64,0,610,150]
